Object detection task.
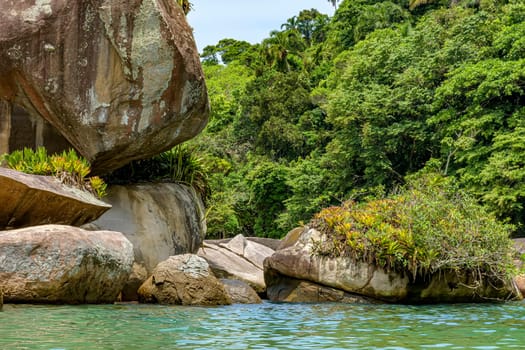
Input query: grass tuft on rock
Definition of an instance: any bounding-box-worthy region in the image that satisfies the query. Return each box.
[105,145,209,202]
[310,174,517,285]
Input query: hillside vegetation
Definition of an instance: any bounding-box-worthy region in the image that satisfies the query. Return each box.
[188,0,525,239]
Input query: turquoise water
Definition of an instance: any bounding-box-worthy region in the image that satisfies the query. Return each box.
[1,302,524,349]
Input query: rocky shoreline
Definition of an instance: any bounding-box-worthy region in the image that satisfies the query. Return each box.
[1,186,523,307]
[0,0,523,308]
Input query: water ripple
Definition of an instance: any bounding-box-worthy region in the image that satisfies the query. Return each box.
[0,302,524,349]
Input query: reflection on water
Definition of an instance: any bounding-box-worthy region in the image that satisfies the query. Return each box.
[1,302,524,349]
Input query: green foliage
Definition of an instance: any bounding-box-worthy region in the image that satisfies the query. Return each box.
[310,174,516,286]
[0,147,107,198]
[201,39,253,65]
[191,0,525,239]
[106,145,209,202]
[246,160,292,238]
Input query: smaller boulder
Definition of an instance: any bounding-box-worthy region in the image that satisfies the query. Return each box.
[138,254,231,306]
[220,279,262,304]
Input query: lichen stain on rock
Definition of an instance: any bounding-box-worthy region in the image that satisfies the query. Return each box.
[0,0,209,173]
[21,0,53,23]
[180,80,202,117]
[131,0,174,132]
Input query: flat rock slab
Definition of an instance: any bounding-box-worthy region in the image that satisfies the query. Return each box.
[0,224,134,304]
[265,270,374,304]
[198,234,275,293]
[219,234,275,269]
[0,167,110,229]
[198,242,266,292]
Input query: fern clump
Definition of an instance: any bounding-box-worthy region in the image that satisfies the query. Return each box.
[0,147,107,198]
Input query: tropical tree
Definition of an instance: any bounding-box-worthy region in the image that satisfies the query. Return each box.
[261,30,305,72]
[201,39,254,65]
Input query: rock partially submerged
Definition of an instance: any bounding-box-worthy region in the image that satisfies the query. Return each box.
[0,167,110,229]
[198,234,275,293]
[0,225,134,304]
[0,0,209,173]
[265,227,521,303]
[265,267,373,304]
[138,254,231,306]
[220,279,262,304]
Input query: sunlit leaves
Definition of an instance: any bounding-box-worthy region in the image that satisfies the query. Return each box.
[310,174,515,284]
[0,147,106,198]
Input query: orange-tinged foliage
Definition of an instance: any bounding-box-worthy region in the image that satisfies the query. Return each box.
[309,175,516,283]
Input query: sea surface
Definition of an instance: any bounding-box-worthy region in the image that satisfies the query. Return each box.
[1,301,524,349]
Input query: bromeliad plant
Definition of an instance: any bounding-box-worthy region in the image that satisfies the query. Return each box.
[310,174,517,286]
[0,147,107,198]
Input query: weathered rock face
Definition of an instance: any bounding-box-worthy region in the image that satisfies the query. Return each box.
[0,225,134,304]
[265,227,521,303]
[220,279,262,304]
[265,268,373,304]
[277,226,304,251]
[0,167,111,229]
[138,254,231,306]
[0,0,209,173]
[198,234,275,293]
[266,228,410,302]
[90,183,206,273]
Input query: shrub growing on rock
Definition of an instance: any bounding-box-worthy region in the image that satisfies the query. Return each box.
[310,174,517,287]
[0,147,107,198]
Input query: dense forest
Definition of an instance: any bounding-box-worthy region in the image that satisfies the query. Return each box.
[186,0,525,239]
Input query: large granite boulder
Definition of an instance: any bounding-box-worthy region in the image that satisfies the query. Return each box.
[265,227,521,303]
[0,0,209,173]
[198,234,275,293]
[0,167,110,229]
[138,254,231,306]
[0,225,134,304]
[89,183,206,273]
